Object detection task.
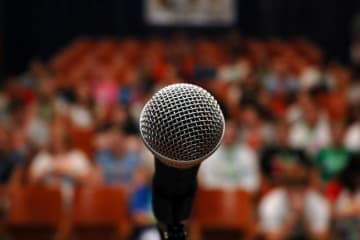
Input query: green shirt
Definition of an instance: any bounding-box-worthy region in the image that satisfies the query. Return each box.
[315,147,350,182]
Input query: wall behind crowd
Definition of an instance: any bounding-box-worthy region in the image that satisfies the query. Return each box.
[1,0,360,77]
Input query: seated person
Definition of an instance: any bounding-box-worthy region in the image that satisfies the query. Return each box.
[258,158,330,240]
[0,128,25,240]
[333,153,360,240]
[130,166,160,240]
[29,133,93,186]
[315,122,351,187]
[260,120,308,185]
[95,127,141,187]
[0,127,25,186]
[344,112,360,152]
[29,131,93,209]
[289,101,330,156]
[200,119,260,193]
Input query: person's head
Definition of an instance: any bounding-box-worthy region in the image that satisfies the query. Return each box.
[110,127,127,155]
[297,91,313,109]
[330,122,346,147]
[38,78,56,100]
[94,123,114,150]
[9,98,26,124]
[111,104,128,127]
[75,81,92,105]
[240,104,261,128]
[223,119,238,146]
[49,133,72,155]
[274,120,290,146]
[280,158,311,196]
[271,56,289,78]
[302,102,319,127]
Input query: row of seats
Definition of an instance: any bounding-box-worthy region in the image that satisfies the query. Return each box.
[0,186,255,240]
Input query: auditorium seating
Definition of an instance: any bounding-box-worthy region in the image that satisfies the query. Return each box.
[2,185,258,240]
[2,34,355,239]
[190,188,256,240]
[6,186,63,240]
[70,186,130,240]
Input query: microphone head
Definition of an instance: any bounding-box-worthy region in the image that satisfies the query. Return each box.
[139,83,225,168]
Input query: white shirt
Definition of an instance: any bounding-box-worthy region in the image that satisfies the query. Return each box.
[259,188,330,234]
[30,150,91,185]
[27,117,50,148]
[299,67,321,90]
[289,117,331,156]
[200,143,260,193]
[69,105,93,128]
[139,228,161,240]
[344,123,360,152]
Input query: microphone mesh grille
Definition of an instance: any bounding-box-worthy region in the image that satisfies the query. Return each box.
[140,83,224,166]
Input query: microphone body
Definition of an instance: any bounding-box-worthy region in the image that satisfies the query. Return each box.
[153,159,199,224]
[139,83,225,239]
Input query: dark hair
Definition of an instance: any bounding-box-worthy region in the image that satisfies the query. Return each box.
[8,98,25,114]
[347,104,360,125]
[339,153,360,193]
[280,151,312,187]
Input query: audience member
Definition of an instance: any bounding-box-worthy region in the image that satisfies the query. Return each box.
[262,56,298,96]
[344,108,360,152]
[0,127,25,186]
[130,166,160,240]
[29,133,93,186]
[315,122,351,186]
[239,103,273,150]
[1,35,359,239]
[95,127,141,188]
[259,159,330,240]
[200,119,260,193]
[289,99,331,156]
[19,60,51,90]
[29,131,93,208]
[260,120,308,185]
[333,153,360,239]
[286,92,312,123]
[68,82,94,128]
[92,67,118,108]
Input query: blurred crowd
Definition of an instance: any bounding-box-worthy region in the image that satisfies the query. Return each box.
[0,33,360,239]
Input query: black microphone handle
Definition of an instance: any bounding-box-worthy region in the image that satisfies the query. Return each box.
[152,158,200,225]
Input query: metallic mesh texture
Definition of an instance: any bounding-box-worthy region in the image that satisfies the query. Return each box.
[140,83,225,168]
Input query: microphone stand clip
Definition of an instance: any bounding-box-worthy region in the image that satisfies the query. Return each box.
[158,223,187,240]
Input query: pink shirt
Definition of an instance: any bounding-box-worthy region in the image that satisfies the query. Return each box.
[92,80,118,107]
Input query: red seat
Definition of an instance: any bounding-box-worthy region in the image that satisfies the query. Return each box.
[71,186,130,240]
[190,188,256,240]
[69,127,95,158]
[6,186,63,240]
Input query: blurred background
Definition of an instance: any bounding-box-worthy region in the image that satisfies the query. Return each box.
[0,0,360,239]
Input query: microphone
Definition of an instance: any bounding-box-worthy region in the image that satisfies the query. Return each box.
[139,83,225,239]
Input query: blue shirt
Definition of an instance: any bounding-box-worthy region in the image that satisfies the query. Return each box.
[130,184,153,215]
[0,151,25,184]
[95,150,140,185]
[263,74,299,94]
